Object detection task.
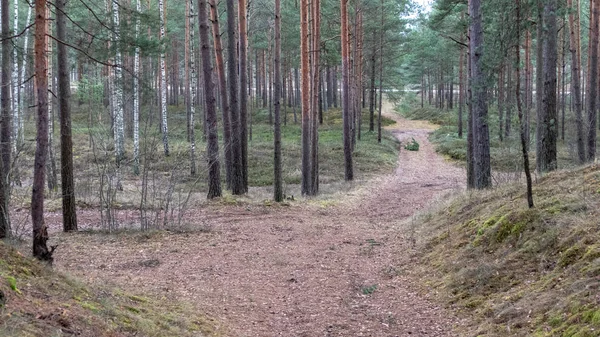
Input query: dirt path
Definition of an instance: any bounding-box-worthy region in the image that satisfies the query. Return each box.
[55,101,466,336]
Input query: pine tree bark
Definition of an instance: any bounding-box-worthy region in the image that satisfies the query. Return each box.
[32,0,52,261]
[198,0,221,198]
[310,0,320,195]
[515,0,534,208]
[209,0,233,188]
[0,0,11,237]
[537,0,559,172]
[587,0,599,162]
[469,0,491,189]
[341,0,353,180]
[238,0,249,192]
[225,0,244,194]
[273,0,283,202]
[300,0,312,193]
[57,0,77,232]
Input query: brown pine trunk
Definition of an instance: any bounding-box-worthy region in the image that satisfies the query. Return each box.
[57,0,77,232]
[199,0,222,199]
[369,31,376,133]
[587,0,599,162]
[273,0,283,202]
[341,0,353,180]
[538,0,558,172]
[224,0,244,194]
[300,0,312,193]
[239,0,249,191]
[515,0,534,208]
[498,66,505,142]
[458,21,465,138]
[310,0,320,195]
[209,0,233,188]
[32,0,52,261]
[0,0,11,237]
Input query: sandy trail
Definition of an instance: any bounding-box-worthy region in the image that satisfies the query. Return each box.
[55,100,466,336]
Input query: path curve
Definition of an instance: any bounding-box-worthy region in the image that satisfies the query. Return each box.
[55,100,466,336]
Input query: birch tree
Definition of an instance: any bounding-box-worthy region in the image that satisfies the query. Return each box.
[159,0,169,156]
[11,0,18,153]
[112,0,125,165]
[133,0,141,174]
[188,0,197,176]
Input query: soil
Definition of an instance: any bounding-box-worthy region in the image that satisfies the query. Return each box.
[53,101,467,336]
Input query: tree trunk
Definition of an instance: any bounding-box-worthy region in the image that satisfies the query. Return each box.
[198,0,221,198]
[159,0,169,156]
[133,0,141,174]
[225,0,244,194]
[587,0,599,162]
[273,0,283,202]
[209,0,233,188]
[57,0,77,232]
[498,65,504,142]
[515,0,534,208]
[0,0,11,237]
[458,22,465,138]
[310,0,320,195]
[537,0,558,172]
[32,0,52,262]
[469,0,491,189]
[188,0,197,176]
[300,0,312,193]
[341,0,353,180]
[377,0,384,144]
[112,0,124,165]
[369,32,376,133]
[238,0,249,192]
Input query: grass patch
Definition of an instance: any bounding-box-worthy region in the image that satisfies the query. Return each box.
[412,165,600,336]
[0,242,225,336]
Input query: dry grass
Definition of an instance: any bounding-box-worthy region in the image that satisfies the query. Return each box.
[410,165,600,336]
[0,242,226,336]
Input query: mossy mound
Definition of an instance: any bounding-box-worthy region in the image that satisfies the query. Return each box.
[415,165,600,336]
[0,242,225,336]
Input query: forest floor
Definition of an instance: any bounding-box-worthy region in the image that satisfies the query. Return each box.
[52,100,467,336]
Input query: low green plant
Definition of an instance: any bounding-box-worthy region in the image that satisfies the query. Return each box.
[404,138,420,151]
[361,284,378,295]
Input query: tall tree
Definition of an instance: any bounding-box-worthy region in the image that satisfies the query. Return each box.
[209,0,233,188]
[198,0,221,198]
[226,0,244,195]
[309,0,320,195]
[189,0,197,176]
[57,0,77,232]
[112,0,125,166]
[159,0,169,156]
[239,0,249,192]
[341,0,353,180]
[469,0,491,188]
[273,0,283,202]
[587,0,599,162]
[0,0,10,238]
[133,0,141,174]
[568,0,585,163]
[300,0,311,193]
[515,0,534,208]
[537,0,558,172]
[11,0,18,153]
[32,0,52,261]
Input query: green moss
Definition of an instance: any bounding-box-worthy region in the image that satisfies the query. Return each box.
[81,301,100,312]
[548,314,563,327]
[559,245,586,267]
[582,245,600,262]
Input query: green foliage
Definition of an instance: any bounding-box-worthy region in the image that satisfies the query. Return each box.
[361,284,378,295]
[403,138,420,151]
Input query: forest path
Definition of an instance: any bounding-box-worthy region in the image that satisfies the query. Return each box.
[55,100,466,336]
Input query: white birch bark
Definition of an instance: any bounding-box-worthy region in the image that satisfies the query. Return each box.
[188,0,196,175]
[112,0,124,163]
[11,0,18,152]
[19,4,31,143]
[133,0,141,174]
[159,0,169,155]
